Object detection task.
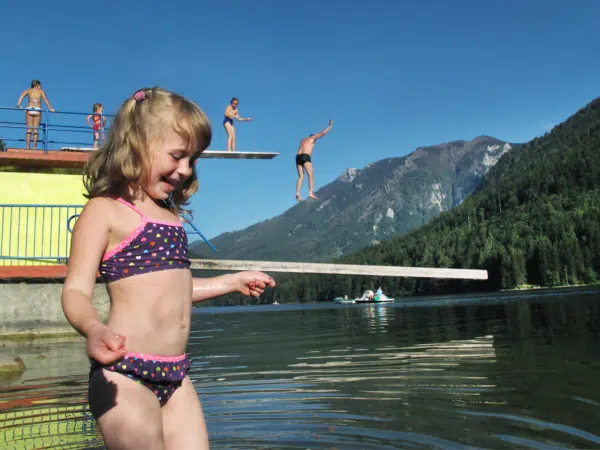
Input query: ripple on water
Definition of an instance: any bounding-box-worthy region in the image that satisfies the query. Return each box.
[2,290,600,449]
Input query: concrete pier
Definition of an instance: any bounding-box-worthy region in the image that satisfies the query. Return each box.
[0,282,110,339]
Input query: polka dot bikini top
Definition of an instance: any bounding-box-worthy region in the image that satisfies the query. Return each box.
[99,198,191,283]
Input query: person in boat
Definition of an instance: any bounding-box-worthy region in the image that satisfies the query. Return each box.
[376,287,383,297]
[295,119,332,202]
[223,97,252,152]
[16,80,55,150]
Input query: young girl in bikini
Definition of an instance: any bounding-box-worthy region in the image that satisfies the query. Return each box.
[223,97,252,152]
[16,79,55,150]
[86,103,107,148]
[61,87,275,449]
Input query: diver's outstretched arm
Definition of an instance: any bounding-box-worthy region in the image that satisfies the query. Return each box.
[313,119,333,140]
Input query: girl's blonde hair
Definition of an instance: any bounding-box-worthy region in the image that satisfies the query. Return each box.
[83,87,212,216]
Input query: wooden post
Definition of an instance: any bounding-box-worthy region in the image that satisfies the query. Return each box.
[190,259,488,280]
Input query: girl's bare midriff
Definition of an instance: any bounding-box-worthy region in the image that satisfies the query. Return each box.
[104,269,193,356]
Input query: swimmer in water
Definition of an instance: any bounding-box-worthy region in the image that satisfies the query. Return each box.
[16,80,55,150]
[295,119,333,202]
[223,97,252,152]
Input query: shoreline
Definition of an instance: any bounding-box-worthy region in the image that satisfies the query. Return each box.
[2,282,598,343]
[502,282,600,292]
[1,330,81,342]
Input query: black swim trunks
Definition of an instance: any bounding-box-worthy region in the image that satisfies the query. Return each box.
[296,154,311,166]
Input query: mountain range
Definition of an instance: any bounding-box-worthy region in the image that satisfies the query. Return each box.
[190,136,513,262]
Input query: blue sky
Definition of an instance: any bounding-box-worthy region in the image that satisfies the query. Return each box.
[2,0,599,243]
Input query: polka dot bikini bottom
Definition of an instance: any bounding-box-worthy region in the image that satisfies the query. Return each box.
[90,352,192,406]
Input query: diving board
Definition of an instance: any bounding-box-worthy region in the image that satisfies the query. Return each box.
[191,259,488,280]
[61,147,97,152]
[60,147,279,159]
[200,150,279,160]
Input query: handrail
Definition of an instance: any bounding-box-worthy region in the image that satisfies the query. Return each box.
[0,204,216,266]
[0,106,114,152]
[65,213,217,251]
[0,204,83,266]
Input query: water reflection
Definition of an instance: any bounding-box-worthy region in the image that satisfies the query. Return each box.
[360,303,395,332]
[1,287,600,449]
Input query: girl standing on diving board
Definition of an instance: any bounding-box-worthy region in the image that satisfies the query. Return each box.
[223,97,252,152]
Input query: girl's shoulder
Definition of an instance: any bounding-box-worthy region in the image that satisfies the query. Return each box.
[84,196,117,208]
[72,197,118,238]
[81,197,119,221]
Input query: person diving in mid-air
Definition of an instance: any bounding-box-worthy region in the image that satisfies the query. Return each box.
[295,119,332,202]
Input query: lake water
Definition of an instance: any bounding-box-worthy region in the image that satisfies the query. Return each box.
[2,287,600,449]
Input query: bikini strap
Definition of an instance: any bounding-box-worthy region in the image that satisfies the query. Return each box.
[115,197,146,219]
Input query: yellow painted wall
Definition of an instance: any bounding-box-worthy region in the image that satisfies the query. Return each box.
[0,172,86,265]
[0,172,86,204]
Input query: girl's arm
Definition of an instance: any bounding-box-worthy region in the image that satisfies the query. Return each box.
[41,90,55,112]
[16,89,28,107]
[86,115,93,127]
[236,110,252,122]
[236,113,252,122]
[62,198,126,362]
[62,198,110,334]
[192,271,275,303]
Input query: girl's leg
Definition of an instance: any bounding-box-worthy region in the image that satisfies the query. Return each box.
[89,369,166,450]
[162,377,209,450]
[224,122,234,152]
[231,126,236,152]
[25,113,33,149]
[94,131,100,148]
[31,115,41,150]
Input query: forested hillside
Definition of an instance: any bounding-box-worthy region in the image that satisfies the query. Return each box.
[191,137,511,262]
[254,98,600,303]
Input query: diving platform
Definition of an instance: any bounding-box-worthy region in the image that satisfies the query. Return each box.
[0,260,488,280]
[0,148,279,169]
[0,148,88,169]
[61,147,279,159]
[0,106,278,167]
[200,150,278,160]
[60,148,279,160]
[191,259,489,280]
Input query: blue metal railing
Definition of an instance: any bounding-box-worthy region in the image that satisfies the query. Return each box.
[65,213,216,251]
[0,204,83,265]
[0,204,216,266]
[0,106,113,151]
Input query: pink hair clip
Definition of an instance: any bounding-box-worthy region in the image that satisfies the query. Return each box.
[133,90,146,102]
